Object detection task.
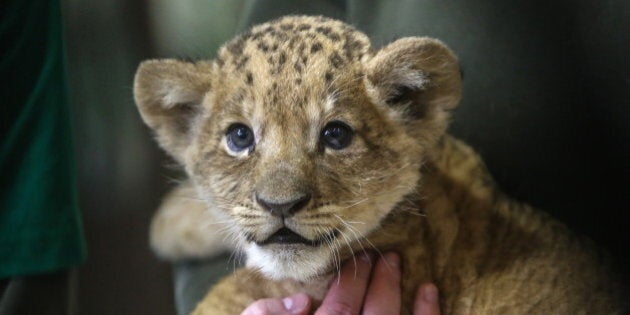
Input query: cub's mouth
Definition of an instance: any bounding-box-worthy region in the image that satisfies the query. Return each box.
[255,227,337,247]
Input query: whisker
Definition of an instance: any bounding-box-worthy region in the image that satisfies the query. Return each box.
[336,226,357,279]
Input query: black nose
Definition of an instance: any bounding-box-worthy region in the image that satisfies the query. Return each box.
[256,194,311,217]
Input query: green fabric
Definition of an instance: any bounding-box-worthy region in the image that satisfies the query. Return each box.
[0,0,86,278]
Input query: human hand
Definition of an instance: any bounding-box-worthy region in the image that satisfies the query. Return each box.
[241,252,441,315]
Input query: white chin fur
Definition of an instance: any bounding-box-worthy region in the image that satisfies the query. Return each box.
[245,243,332,282]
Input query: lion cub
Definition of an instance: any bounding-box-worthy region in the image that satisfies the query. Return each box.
[134,16,624,314]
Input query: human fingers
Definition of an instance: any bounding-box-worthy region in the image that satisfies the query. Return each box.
[241,293,311,315]
[315,252,375,315]
[413,283,440,315]
[362,252,402,315]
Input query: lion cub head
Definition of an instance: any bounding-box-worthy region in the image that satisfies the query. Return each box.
[134,16,460,281]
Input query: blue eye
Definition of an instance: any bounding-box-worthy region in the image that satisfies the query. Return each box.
[321,121,353,150]
[226,123,254,152]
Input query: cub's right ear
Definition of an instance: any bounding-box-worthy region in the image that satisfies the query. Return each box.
[133,59,212,163]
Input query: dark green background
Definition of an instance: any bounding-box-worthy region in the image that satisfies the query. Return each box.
[1,0,85,280]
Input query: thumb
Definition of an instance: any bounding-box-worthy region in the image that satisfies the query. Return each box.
[241,293,311,315]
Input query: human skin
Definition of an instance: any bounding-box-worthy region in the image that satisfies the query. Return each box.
[242,252,441,315]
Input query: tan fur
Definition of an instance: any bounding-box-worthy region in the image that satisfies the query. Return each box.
[149,182,232,260]
[134,16,625,314]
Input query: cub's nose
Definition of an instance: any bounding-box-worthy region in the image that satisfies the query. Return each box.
[256,194,311,217]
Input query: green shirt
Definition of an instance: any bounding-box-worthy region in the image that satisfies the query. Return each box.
[0,0,86,278]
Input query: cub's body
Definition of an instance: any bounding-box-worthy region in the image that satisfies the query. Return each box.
[134,16,624,314]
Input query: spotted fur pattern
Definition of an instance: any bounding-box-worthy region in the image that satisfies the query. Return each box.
[134,16,624,314]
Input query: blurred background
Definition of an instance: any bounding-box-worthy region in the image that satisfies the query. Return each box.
[61,0,629,314]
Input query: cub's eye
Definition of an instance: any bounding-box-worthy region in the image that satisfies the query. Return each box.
[321,121,354,150]
[226,123,254,152]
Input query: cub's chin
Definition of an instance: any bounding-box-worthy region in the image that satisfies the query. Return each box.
[245,242,335,282]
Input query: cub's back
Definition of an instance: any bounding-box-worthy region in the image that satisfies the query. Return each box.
[418,136,625,314]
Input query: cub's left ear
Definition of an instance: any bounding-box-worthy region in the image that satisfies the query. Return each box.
[365,37,461,119]
[134,59,213,163]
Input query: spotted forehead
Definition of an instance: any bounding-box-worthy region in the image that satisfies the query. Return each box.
[215,16,372,93]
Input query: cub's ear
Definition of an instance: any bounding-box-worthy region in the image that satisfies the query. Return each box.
[365,37,461,141]
[133,59,212,163]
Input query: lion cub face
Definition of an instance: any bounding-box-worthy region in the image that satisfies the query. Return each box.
[134,16,461,281]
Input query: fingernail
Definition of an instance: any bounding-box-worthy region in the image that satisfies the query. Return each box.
[282,297,293,310]
[385,252,400,268]
[283,294,309,314]
[423,284,438,303]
